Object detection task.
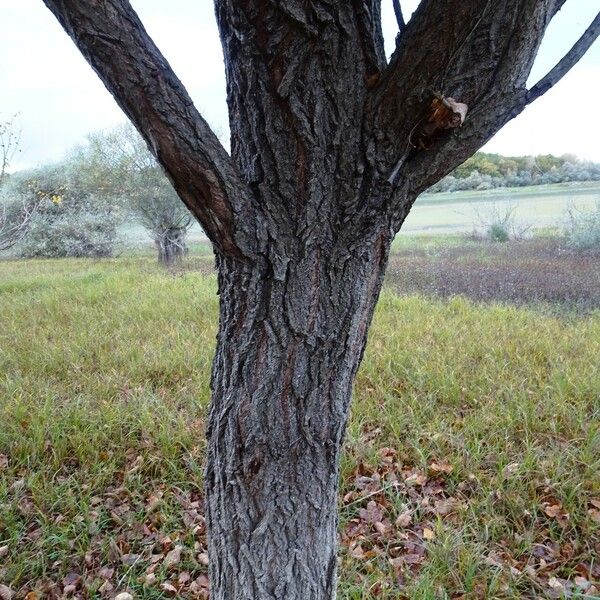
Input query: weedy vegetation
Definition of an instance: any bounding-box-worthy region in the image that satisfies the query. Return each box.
[0,242,599,599]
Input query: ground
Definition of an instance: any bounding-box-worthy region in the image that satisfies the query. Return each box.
[0,234,599,599]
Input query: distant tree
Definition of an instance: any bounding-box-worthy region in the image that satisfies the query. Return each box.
[432,151,600,192]
[0,115,36,252]
[42,0,600,597]
[0,115,20,188]
[84,125,194,264]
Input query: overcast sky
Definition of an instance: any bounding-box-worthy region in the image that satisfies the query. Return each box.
[1,0,599,171]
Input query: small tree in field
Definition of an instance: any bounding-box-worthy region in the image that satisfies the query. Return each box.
[0,115,31,252]
[0,115,20,188]
[85,125,194,264]
[132,178,193,265]
[41,1,600,597]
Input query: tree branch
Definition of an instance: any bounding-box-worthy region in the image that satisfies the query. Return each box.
[363,0,583,216]
[526,11,600,105]
[41,0,257,259]
[392,0,405,33]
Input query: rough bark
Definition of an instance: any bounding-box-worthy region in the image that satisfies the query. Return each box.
[39,0,599,598]
[207,238,390,599]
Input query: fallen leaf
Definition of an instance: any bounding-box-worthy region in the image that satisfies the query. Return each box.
[405,472,427,486]
[423,527,435,540]
[0,585,14,600]
[574,576,590,590]
[395,510,412,528]
[160,582,178,595]
[98,580,114,596]
[434,498,462,516]
[164,546,182,570]
[543,502,569,525]
[359,501,384,524]
[374,521,389,535]
[97,567,115,580]
[429,460,453,474]
[62,573,81,589]
[121,553,141,566]
[588,508,600,524]
[400,553,424,565]
[178,571,191,585]
[502,462,520,477]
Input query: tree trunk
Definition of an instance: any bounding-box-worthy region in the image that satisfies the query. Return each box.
[206,233,391,599]
[155,228,187,265]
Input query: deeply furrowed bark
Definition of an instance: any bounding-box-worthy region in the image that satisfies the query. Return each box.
[39,0,599,597]
[206,9,393,592]
[207,234,391,599]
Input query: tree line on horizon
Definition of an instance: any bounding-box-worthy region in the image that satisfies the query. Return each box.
[429,151,600,193]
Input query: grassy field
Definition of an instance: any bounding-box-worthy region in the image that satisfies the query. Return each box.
[0,255,599,599]
[403,182,600,235]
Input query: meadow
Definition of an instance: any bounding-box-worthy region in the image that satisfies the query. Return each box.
[403,182,600,235]
[0,244,599,599]
[116,183,600,246]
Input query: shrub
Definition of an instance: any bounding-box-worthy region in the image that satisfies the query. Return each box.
[487,221,510,242]
[6,165,122,258]
[472,203,528,242]
[565,203,600,252]
[18,201,119,258]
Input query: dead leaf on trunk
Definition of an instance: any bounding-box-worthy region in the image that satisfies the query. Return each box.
[410,93,469,149]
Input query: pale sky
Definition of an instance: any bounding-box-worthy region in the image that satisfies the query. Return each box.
[1,0,599,171]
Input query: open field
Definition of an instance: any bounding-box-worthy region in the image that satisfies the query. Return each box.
[1,254,599,599]
[116,183,600,248]
[403,182,600,235]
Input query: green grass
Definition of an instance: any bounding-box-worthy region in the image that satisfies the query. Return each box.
[402,182,600,235]
[1,258,599,598]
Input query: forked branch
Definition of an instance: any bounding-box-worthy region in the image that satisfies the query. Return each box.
[41,0,256,259]
[366,0,598,213]
[526,11,600,105]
